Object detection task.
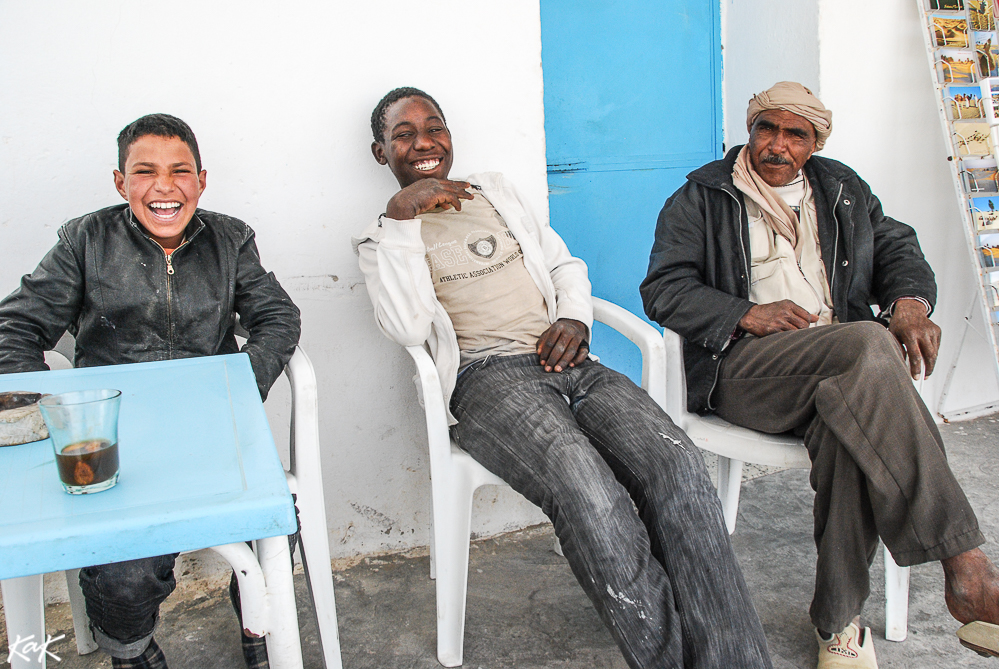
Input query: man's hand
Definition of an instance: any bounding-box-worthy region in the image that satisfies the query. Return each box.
[889,298,941,379]
[738,300,818,337]
[385,178,474,220]
[537,319,589,372]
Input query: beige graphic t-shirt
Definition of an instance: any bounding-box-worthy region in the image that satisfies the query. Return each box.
[419,192,551,368]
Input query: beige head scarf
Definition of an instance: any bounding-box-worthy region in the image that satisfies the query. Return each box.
[746,81,832,150]
[733,82,832,252]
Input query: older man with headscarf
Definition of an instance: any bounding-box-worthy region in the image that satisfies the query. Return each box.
[642,81,999,667]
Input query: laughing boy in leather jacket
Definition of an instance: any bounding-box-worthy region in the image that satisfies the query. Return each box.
[0,114,300,669]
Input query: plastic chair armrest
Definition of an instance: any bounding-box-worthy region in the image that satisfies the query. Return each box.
[284,346,319,478]
[404,345,455,468]
[591,297,667,409]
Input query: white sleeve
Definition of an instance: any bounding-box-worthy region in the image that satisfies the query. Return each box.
[542,225,593,331]
[352,216,435,346]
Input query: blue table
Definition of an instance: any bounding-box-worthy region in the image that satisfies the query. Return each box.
[0,354,302,668]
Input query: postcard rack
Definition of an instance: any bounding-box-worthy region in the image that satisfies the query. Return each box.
[919,0,999,413]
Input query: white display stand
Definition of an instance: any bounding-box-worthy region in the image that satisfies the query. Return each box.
[918,0,999,412]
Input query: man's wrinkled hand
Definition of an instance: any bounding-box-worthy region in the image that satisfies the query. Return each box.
[537,319,589,372]
[738,300,818,337]
[889,298,941,379]
[385,178,474,220]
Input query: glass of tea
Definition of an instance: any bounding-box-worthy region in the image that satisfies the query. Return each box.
[38,389,121,494]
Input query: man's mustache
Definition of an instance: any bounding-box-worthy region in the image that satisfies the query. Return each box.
[761,153,792,166]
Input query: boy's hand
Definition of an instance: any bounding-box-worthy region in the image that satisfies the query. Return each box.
[385,179,474,220]
[537,319,589,372]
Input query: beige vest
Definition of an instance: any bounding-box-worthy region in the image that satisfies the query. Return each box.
[747,174,835,325]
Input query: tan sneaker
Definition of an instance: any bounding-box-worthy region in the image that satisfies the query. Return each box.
[816,622,878,668]
[957,621,999,657]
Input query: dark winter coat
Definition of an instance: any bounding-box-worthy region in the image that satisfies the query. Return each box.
[0,204,300,398]
[640,146,936,413]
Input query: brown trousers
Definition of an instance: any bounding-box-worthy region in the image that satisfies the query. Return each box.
[712,321,984,632]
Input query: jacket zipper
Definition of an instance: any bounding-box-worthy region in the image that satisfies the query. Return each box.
[726,189,750,296]
[162,239,189,357]
[828,183,843,299]
[706,188,748,410]
[125,208,200,360]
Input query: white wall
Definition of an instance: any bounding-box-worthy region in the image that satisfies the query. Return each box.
[723,0,999,417]
[0,0,547,561]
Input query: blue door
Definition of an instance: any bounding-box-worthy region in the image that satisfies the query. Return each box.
[540,0,722,380]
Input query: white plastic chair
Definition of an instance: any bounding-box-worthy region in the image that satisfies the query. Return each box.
[15,342,344,669]
[405,296,666,667]
[660,327,910,642]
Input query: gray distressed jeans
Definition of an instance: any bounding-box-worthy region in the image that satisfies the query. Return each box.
[450,354,772,669]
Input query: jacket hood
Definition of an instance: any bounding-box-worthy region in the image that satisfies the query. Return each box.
[686,145,860,192]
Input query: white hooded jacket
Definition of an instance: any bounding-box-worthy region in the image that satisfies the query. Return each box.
[352,172,593,424]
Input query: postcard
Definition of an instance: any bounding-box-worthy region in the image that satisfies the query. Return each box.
[971,0,996,30]
[932,13,971,47]
[965,158,999,193]
[962,160,999,195]
[981,246,999,267]
[955,120,995,155]
[938,49,979,83]
[980,232,999,266]
[930,0,963,8]
[987,271,999,306]
[976,31,999,76]
[972,196,999,229]
[969,166,999,192]
[950,84,985,117]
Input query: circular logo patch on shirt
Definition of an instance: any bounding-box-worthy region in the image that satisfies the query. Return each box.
[465,232,498,264]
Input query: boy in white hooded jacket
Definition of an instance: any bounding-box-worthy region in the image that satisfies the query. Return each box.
[353,87,772,669]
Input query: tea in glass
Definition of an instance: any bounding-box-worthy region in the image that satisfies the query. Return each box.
[39,389,121,494]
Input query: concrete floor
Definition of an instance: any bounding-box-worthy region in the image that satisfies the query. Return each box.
[3,416,998,668]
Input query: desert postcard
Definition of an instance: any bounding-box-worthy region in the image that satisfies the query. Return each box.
[933,13,971,47]
[955,120,995,156]
[939,49,979,82]
[951,84,985,117]
[971,0,997,30]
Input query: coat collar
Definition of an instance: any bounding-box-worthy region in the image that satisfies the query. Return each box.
[686,144,855,198]
[123,205,206,246]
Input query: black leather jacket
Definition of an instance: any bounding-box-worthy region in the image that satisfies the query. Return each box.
[641,146,936,413]
[0,204,300,399]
